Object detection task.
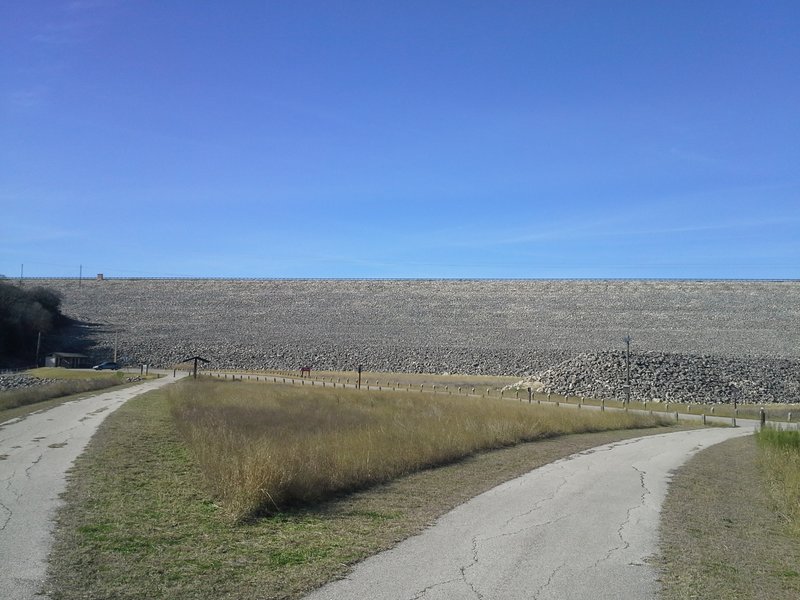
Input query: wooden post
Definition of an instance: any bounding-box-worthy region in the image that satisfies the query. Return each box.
[527,387,532,403]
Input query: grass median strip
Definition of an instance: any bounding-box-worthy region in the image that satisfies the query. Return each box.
[47,379,673,600]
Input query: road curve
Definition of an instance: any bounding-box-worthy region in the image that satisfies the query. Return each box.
[304,425,754,600]
[0,374,185,600]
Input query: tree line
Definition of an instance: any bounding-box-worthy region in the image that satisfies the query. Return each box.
[0,277,66,367]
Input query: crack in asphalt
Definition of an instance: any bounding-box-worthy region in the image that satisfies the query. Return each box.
[590,464,651,571]
[0,499,11,531]
[532,562,566,599]
[406,577,462,600]
[458,463,582,599]
[24,455,43,479]
[457,536,484,600]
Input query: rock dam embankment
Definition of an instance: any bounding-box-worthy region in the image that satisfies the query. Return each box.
[33,278,800,403]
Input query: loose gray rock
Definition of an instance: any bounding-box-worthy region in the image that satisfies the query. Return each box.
[24,278,800,403]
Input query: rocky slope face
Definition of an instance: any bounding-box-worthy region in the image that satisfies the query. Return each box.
[22,278,800,403]
[515,351,800,404]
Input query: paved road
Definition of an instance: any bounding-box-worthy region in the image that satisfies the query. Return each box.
[305,425,755,600]
[0,374,184,600]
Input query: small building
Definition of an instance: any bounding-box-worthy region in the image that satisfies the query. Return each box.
[45,352,88,368]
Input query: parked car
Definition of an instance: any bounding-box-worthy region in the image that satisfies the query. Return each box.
[93,361,120,370]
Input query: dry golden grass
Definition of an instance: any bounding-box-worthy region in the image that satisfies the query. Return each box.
[170,379,666,521]
[0,375,122,412]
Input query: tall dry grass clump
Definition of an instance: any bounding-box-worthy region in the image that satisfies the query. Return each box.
[0,377,121,412]
[757,427,800,535]
[170,380,666,521]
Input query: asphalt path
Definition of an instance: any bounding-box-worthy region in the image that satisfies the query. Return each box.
[0,373,185,600]
[304,425,755,600]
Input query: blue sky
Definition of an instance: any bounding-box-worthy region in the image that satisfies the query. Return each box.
[1,1,798,279]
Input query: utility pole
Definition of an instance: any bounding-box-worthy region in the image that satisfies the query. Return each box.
[623,334,632,405]
[19,264,23,286]
[357,364,362,389]
[79,264,82,288]
[35,331,42,367]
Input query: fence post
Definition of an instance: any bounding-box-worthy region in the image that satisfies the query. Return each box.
[702,414,707,425]
[527,387,532,403]
[601,399,605,411]
[760,408,766,428]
